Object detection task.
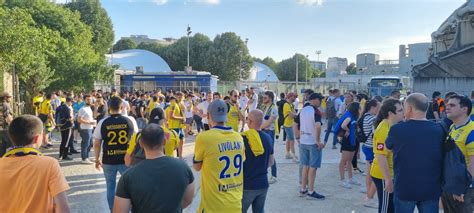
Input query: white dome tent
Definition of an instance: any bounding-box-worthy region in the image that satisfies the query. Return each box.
[106,49,172,73]
[247,62,279,82]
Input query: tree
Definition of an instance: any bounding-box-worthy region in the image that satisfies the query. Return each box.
[0,7,60,112]
[261,57,278,72]
[137,41,163,53]
[4,0,113,91]
[206,32,252,81]
[346,63,357,75]
[66,0,114,54]
[276,53,316,81]
[113,38,137,52]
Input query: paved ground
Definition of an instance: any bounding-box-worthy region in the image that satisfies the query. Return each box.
[44,125,378,213]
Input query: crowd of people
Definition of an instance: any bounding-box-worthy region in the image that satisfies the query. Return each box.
[0,86,474,213]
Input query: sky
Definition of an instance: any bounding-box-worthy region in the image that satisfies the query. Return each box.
[89,0,465,63]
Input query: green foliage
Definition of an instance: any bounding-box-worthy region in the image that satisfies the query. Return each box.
[66,0,115,54]
[261,57,278,72]
[346,62,357,75]
[113,38,137,52]
[276,53,316,81]
[206,32,252,81]
[1,0,113,94]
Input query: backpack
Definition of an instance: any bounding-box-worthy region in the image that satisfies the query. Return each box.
[439,121,472,195]
[356,114,372,143]
[132,132,146,165]
[326,97,337,119]
[277,100,285,125]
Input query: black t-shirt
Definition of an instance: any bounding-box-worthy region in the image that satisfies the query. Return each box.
[135,100,145,118]
[99,114,134,164]
[116,157,194,213]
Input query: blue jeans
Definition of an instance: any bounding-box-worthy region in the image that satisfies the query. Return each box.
[80,129,93,160]
[394,195,439,213]
[242,188,268,213]
[324,118,339,146]
[102,164,128,210]
[263,130,277,177]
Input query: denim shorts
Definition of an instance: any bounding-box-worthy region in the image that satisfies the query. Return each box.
[284,127,295,141]
[172,128,185,140]
[299,144,322,168]
[362,144,374,162]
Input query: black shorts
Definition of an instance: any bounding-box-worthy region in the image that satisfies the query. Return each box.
[340,136,356,152]
[38,114,48,123]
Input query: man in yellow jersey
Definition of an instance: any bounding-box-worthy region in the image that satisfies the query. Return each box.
[33,91,44,116]
[227,90,243,132]
[370,98,403,213]
[442,95,474,212]
[168,95,186,159]
[283,92,298,161]
[125,107,179,166]
[38,94,55,149]
[193,99,245,213]
[147,96,158,118]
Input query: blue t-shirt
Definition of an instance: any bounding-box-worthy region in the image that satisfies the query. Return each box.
[242,131,274,190]
[386,120,444,201]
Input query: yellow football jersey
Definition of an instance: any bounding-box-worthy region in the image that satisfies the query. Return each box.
[167,102,183,129]
[370,119,394,179]
[126,126,179,158]
[283,102,295,127]
[194,126,245,213]
[39,99,52,115]
[227,103,240,132]
[450,120,474,167]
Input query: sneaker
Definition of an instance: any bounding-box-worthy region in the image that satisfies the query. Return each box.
[363,198,378,209]
[353,168,364,174]
[332,145,337,149]
[269,176,277,184]
[359,187,367,194]
[285,153,293,159]
[299,189,308,197]
[69,150,80,154]
[40,145,50,150]
[349,179,362,186]
[81,159,94,164]
[306,191,325,200]
[46,143,53,147]
[292,155,299,163]
[340,181,352,189]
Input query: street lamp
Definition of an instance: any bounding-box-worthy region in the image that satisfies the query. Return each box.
[295,54,299,92]
[305,54,309,84]
[240,38,249,82]
[315,50,322,61]
[186,25,192,70]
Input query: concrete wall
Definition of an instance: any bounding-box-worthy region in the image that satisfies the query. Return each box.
[412,77,474,96]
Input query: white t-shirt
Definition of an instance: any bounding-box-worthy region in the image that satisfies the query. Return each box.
[293,97,300,110]
[78,106,94,130]
[239,96,249,110]
[184,100,194,118]
[197,101,210,124]
[249,93,258,110]
[121,100,129,116]
[262,104,278,131]
[299,106,322,145]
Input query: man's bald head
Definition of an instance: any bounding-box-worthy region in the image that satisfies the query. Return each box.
[405,93,429,112]
[248,109,263,130]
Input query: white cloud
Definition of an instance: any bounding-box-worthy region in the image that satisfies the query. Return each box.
[296,0,324,6]
[152,0,168,5]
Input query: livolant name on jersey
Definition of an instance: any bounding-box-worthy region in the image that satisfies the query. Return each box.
[218,141,242,153]
[106,124,128,130]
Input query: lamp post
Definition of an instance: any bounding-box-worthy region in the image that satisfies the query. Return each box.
[296,54,299,93]
[186,25,192,71]
[305,54,309,85]
[316,50,321,62]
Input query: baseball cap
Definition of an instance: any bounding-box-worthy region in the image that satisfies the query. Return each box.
[287,92,296,98]
[208,99,228,123]
[309,93,324,101]
[1,92,11,97]
[149,107,165,124]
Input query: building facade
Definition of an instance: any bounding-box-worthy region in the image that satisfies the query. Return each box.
[327,57,348,77]
[310,61,327,72]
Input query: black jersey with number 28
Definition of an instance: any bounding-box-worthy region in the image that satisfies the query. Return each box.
[99,114,134,165]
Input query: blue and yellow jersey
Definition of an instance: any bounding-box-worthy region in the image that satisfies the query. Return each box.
[283,102,295,127]
[227,103,240,132]
[194,126,245,213]
[450,120,474,167]
[370,119,393,179]
[39,99,52,115]
[126,126,179,158]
